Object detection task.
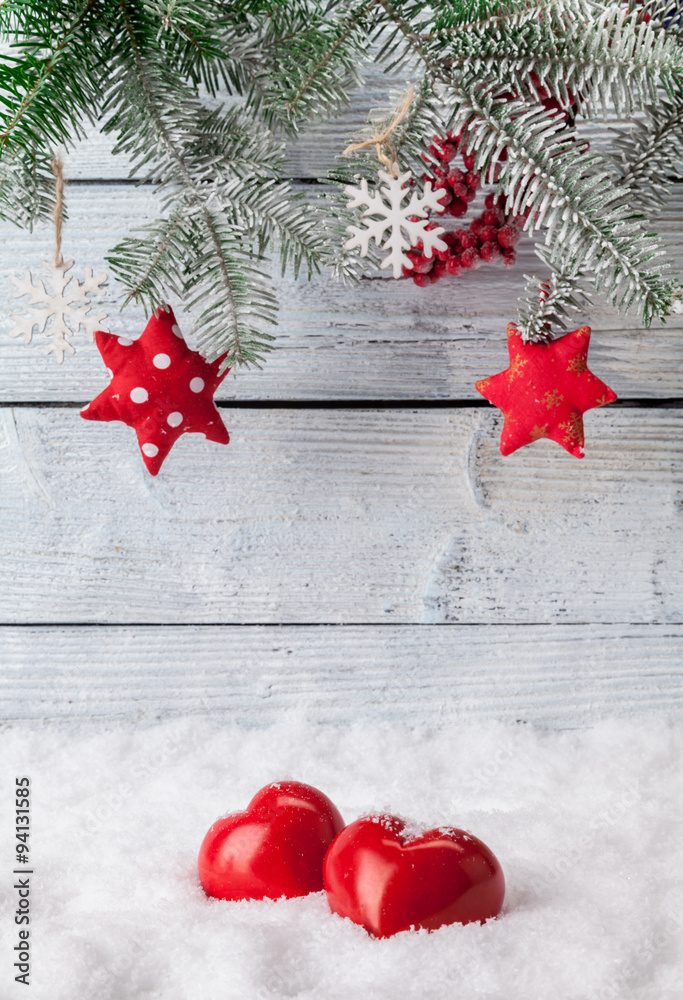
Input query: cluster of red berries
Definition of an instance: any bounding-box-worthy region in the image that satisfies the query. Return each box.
[405,133,524,287]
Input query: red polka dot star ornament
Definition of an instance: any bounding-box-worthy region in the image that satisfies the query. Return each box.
[81,305,229,475]
[475,323,617,458]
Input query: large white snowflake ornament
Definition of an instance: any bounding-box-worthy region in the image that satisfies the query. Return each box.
[10,259,109,363]
[344,168,448,278]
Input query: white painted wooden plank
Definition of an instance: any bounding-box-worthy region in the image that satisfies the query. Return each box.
[1,407,680,625]
[1,185,682,402]
[1,624,681,727]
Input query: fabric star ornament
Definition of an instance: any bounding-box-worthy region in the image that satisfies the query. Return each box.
[81,305,229,475]
[475,323,617,458]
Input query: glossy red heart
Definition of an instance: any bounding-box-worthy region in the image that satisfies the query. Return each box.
[323,814,505,937]
[198,781,345,901]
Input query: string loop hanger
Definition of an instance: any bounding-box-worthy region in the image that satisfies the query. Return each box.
[51,155,65,267]
[343,88,415,178]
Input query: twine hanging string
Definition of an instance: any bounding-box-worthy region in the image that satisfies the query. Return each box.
[343,87,415,178]
[51,156,64,267]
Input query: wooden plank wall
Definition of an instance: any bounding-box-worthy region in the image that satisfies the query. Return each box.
[0,74,681,727]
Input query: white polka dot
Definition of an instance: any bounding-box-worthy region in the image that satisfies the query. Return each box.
[153,353,171,369]
[189,377,204,393]
[167,411,183,427]
[118,337,133,346]
[171,324,183,338]
[141,443,158,457]
[130,387,148,404]
[106,368,113,380]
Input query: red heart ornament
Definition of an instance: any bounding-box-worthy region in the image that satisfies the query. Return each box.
[323,814,504,937]
[198,781,345,901]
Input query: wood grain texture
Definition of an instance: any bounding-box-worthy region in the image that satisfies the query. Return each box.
[1,624,681,727]
[1,406,680,625]
[0,184,682,402]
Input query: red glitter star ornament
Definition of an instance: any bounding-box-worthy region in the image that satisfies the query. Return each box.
[475,323,617,458]
[81,305,230,475]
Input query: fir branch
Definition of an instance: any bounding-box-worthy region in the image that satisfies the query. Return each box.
[104,0,335,367]
[111,0,265,367]
[106,210,187,310]
[608,96,683,214]
[0,146,54,226]
[262,1,372,128]
[0,0,103,156]
[449,89,673,327]
[517,252,593,341]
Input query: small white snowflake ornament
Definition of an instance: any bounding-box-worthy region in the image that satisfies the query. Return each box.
[344,168,448,278]
[10,258,109,363]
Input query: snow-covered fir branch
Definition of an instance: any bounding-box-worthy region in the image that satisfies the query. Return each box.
[0,0,683,361]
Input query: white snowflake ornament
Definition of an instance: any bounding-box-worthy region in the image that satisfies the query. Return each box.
[10,259,109,363]
[344,168,448,278]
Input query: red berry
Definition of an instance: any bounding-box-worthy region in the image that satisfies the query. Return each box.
[441,142,458,162]
[434,259,449,279]
[406,252,434,274]
[425,221,440,231]
[448,198,467,217]
[413,272,432,287]
[463,152,476,171]
[435,245,450,261]
[479,224,499,243]
[461,247,482,269]
[427,143,441,160]
[497,225,520,249]
[466,171,481,191]
[502,249,517,268]
[436,188,453,208]
[469,217,485,236]
[483,209,504,227]
[485,193,496,210]
[451,181,469,199]
[447,256,464,276]
[480,241,502,263]
[429,268,440,283]
[447,168,465,187]
[460,231,479,250]
[442,230,460,248]
[463,188,476,203]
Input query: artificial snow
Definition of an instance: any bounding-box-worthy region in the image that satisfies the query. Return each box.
[0,715,681,1000]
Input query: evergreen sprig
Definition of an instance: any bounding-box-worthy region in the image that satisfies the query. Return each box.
[1,0,683,364]
[295,0,683,339]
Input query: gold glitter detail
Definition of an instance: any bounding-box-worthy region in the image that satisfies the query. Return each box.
[542,389,564,408]
[530,424,548,441]
[560,412,583,443]
[595,393,612,407]
[508,355,528,380]
[567,355,588,374]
